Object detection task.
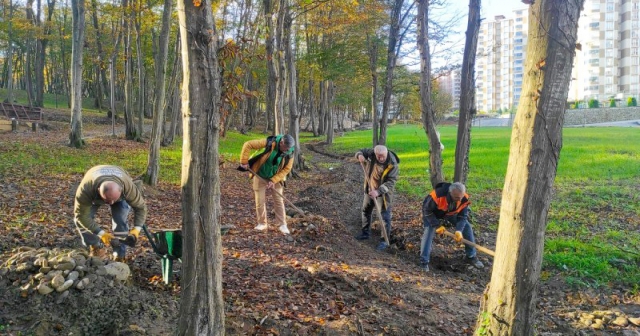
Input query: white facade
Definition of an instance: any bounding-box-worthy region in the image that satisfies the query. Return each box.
[478,1,640,110]
[438,69,461,111]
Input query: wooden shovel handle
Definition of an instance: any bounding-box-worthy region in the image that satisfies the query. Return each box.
[441,230,495,257]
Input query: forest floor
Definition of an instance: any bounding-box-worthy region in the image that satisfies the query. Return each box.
[0,116,639,335]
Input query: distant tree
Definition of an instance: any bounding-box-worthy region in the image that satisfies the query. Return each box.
[627,97,637,107]
[588,98,599,108]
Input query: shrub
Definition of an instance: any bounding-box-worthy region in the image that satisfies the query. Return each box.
[588,99,599,108]
[628,97,638,107]
[609,98,616,107]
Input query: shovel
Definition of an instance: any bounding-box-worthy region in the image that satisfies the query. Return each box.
[359,161,390,245]
[440,229,495,257]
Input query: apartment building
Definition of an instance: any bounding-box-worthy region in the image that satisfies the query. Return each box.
[475,9,528,113]
[572,0,640,103]
[477,1,640,111]
[438,69,461,111]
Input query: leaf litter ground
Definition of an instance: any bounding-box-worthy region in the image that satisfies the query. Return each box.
[0,122,639,335]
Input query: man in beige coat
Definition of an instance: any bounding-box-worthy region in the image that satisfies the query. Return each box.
[74,165,147,260]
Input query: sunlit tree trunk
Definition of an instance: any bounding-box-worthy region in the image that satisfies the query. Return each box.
[366,33,379,146]
[69,0,85,148]
[264,0,276,134]
[144,0,172,186]
[284,6,303,170]
[476,1,583,334]
[325,80,334,144]
[417,0,444,187]
[4,0,15,103]
[378,0,403,145]
[453,0,480,184]
[123,0,138,140]
[175,0,224,332]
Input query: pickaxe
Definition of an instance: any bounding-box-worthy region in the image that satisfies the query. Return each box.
[439,229,495,257]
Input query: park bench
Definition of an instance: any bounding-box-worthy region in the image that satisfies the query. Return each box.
[1,102,43,122]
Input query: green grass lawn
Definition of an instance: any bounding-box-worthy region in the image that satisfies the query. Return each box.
[1,119,638,288]
[329,123,640,288]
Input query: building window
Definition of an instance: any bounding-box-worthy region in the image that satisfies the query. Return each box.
[606,77,613,84]
[633,31,639,38]
[606,13,614,21]
[515,66,523,72]
[516,17,523,22]
[633,48,639,56]
[515,52,523,58]
[607,58,614,66]
[515,45,523,51]
[515,74,523,79]
[606,85,614,93]
[606,49,614,57]
[606,2,614,11]
[515,59,523,65]
[589,59,600,65]
[589,22,599,29]
[515,32,522,37]
[606,40,614,48]
[605,31,614,39]
[515,38,523,43]
[606,21,614,29]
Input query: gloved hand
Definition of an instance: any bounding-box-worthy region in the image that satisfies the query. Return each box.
[99,232,114,246]
[454,231,463,243]
[435,226,446,235]
[124,227,142,247]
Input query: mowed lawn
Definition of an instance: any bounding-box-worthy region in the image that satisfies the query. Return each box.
[329,123,640,288]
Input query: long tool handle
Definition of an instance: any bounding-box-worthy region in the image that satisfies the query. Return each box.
[246,167,306,216]
[360,161,390,245]
[442,230,495,257]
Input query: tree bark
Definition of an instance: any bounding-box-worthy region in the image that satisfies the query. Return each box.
[453,0,480,184]
[284,7,303,170]
[417,0,444,187]
[69,0,85,148]
[264,0,277,134]
[144,0,172,186]
[325,80,334,144]
[175,0,224,332]
[4,0,15,103]
[366,33,379,146]
[477,1,583,334]
[378,0,403,145]
[90,0,108,110]
[123,0,138,140]
[274,0,286,134]
[34,0,55,107]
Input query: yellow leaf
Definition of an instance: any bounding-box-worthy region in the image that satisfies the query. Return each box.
[193,0,202,6]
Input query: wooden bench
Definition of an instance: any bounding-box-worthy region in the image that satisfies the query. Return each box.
[0,102,43,121]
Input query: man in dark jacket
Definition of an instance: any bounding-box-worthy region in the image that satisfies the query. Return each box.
[420,182,484,272]
[355,145,399,251]
[74,165,146,260]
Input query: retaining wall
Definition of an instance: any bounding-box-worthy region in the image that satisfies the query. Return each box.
[564,106,640,125]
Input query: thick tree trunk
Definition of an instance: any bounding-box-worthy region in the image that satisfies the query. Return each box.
[274,0,286,134]
[144,0,172,186]
[69,0,85,148]
[284,8,303,170]
[453,0,481,185]
[325,80,334,144]
[34,0,54,107]
[417,0,444,187]
[135,10,146,133]
[163,33,181,146]
[176,0,224,332]
[4,0,15,103]
[123,0,138,140]
[378,0,403,146]
[90,0,108,110]
[307,80,317,136]
[264,0,277,134]
[477,1,583,334]
[366,34,379,146]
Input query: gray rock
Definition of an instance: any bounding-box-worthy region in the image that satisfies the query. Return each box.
[95,266,107,276]
[34,273,45,281]
[104,262,131,281]
[76,277,91,290]
[67,271,79,282]
[56,290,70,304]
[51,274,65,289]
[37,283,54,295]
[16,263,33,273]
[54,262,76,271]
[39,266,51,274]
[56,279,74,292]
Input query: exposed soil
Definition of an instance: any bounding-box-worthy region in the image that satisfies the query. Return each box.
[0,118,639,335]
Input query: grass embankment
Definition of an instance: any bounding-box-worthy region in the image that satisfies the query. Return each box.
[329,124,640,289]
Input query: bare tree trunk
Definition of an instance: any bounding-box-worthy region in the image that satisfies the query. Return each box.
[134,6,146,135]
[69,0,85,148]
[274,0,286,134]
[318,81,326,135]
[284,6,303,170]
[123,0,138,140]
[4,0,15,103]
[477,1,583,334]
[453,0,480,185]
[366,34,379,146]
[144,0,172,186]
[417,0,444,187]
[308,79,317,136]
[325,80,334,144]
[163,33,181,146]
[176,0,224,331]
[378,0,403,146]
[264,0,276,134]
[34,0,55,107]
[90,0,107,110]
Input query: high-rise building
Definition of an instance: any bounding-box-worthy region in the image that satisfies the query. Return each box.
[477,1,640,110]
[572,0,640,104]
[475,9,529,113]
[438,69,461,111]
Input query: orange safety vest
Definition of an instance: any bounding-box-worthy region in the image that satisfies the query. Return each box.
[429,183,470,218]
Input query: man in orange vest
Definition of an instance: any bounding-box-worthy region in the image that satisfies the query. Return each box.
[420,182,484,272]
